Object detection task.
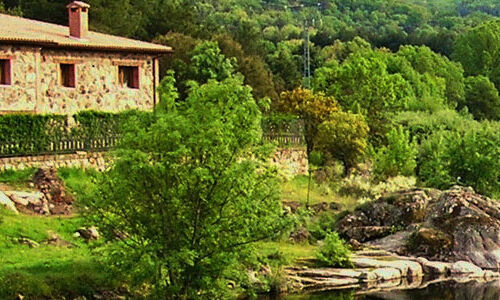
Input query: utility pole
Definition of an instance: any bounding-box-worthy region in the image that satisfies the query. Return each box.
[303,19,313,89]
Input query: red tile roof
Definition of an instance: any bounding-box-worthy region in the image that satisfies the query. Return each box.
[0,13,172,54]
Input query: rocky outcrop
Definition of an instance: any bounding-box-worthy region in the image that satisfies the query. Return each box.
[287,250,500,293]
[33,168,74,215]
[336,186,500,269]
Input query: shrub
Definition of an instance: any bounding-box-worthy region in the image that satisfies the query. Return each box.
[374,126,418,179]
[316,232,353,268]
[82,78,288,298]
[419,123,500,198]
[315,111,369,174]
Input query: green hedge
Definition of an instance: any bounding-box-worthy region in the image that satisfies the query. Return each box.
[0,110,154,157]
[0,111,301,156]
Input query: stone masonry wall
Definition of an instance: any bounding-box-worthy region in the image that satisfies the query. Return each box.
[0,45,156,114]
[0,46,39,112]
[0,148,308,177]
[0,152,108,171]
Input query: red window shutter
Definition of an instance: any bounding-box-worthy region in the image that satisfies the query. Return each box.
[132,67,139,89]
[5,60,11,85]
[69,64,76,88]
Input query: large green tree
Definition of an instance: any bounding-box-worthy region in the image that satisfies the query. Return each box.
[83,78,286,298]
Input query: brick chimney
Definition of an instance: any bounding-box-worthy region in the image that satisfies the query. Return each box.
[67,1,90,39]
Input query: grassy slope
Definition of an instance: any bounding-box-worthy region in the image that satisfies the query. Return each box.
[0,209,118,299]
[281,175,359,210]
[0,168,119,299]
[0,169,330,297]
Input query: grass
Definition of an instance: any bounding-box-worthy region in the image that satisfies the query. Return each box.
[57,167,98,198]
[0,168,37,190]
[256,241,317,264]
[281,175,359,210]
[0,208,119,299]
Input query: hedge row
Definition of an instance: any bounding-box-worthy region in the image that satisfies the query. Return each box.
[0,111,304,157]
[0,110,151,156]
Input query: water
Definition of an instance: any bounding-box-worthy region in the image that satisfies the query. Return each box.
[264,278,500,300]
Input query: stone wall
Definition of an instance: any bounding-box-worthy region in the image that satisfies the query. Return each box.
[0,46,39,112]
[0,152,108,171]
[0,45,156,115]
[0,148,308,177]
[271,148,308,178]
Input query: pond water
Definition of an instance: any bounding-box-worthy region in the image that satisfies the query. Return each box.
[264,278,500,300]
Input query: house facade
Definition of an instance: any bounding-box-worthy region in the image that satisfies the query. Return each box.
[0,1,172,115]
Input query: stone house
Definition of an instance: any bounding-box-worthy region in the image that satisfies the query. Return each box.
[0,1,172,115]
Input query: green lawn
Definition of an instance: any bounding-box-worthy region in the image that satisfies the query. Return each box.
[0,208,119,299]
[281,175,359,210]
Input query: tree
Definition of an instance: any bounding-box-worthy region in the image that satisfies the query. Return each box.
[452,20,500,89]
[315,111,369,174]
[314,48,412,144]
[83,78,286,298]
[464,76,500,120]
[275,88,339,157]
[374,126,418,179]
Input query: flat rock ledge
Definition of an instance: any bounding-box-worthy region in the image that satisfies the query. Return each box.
[287,250,500,293]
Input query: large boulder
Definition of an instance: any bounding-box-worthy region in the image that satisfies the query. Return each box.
[336,186,500,269]
[0,191,18,214]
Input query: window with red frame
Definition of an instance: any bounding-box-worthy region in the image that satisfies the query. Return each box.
[118,66,139,89]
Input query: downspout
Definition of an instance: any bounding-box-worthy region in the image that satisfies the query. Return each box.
[153,56,159,113]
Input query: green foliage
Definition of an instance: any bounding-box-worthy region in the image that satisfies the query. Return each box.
[315,112,369,173]
[57,167,98,199]
[0,208,119,299]
[453,20,500,89]
[0,168,36,186]
[275,88,339,156]
[156,70,179,112]
[418,123,500,198]
[464,76,500,120]
[189,41,238,84]
[0,114,67,156]
[82,78,287,298]
[314,47,412,143]
[374,126,418,179]
[315,232,353,268]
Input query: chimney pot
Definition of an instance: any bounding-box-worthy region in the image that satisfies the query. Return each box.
[67,1,90,39]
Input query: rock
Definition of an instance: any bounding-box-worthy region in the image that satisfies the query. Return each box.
[283,201,301,214]
[371,268,402,281]
[311,202,329,213]
[450,261,484,276]
[6,191,44,207]
[329,202,342,211]
[33,168,74,215]
[290,226,310,243]
[44,232,72,247]
[344,226,393,242]
[18,237,39,248]
[349,239,363,250]
[0,191,18,214]
[76,226,100,241]
[336,187,500,269]
[416,257,450,274]
[352,258,423,278]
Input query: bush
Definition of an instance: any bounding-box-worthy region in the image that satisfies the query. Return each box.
[418,123,500,198]
[374,126,418,179]
[316,232,353,268]
[82,78,288,298]
[315,111,369,174]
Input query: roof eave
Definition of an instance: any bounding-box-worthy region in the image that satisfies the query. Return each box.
[0,38,173,55]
